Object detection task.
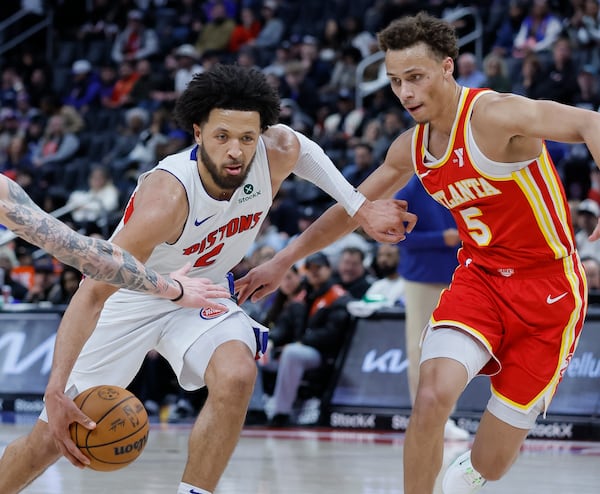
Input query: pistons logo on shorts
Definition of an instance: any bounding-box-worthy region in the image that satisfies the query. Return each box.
[199,307,229,320]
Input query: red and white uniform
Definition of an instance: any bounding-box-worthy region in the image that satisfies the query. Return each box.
[413,87,587,413]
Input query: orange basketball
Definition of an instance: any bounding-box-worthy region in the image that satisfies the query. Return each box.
[69,385,149,472]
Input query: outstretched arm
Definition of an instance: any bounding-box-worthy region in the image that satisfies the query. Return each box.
[237,132,416,303]
[0,176,229,307]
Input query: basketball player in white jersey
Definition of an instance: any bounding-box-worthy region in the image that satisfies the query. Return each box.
[0,174,229,306]
[0,64,415,494]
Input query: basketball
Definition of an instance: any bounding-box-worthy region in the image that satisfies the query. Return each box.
[69,385,149,472]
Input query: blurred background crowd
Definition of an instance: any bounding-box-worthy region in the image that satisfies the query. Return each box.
[2,0,600,424]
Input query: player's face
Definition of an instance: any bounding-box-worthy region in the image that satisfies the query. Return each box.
[385,42,455,124]
[194,109,260,192]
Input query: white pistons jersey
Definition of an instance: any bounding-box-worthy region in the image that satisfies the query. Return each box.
[114,138,273,290]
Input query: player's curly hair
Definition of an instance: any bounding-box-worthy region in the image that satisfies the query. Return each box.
[173,64,281,133]
[377,12,459,61]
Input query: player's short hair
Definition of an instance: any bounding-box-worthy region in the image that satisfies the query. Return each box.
[377,12,459,61]
[174,64,281,133]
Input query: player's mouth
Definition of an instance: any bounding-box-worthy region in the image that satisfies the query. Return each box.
[405,103,423,115]
[224,163,243,175]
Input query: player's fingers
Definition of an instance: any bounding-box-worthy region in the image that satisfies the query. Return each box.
[235,277,253,303]
[75,413,96,430]
[393,199,409,210]
[57,437,90,467]
[403,212,418,233]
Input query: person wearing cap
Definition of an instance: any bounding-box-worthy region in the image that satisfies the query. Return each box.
[111,9,159,64]
[63,59,102,112]
[174,44,203,95]
[267,250,353,426]
[575,198,600,262]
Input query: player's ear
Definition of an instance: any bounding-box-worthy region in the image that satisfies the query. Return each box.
[442,57,454,78]
[192,123,202,144]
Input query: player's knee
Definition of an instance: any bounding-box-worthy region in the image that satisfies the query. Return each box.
[212,354,257,399]
[413,383,454,420]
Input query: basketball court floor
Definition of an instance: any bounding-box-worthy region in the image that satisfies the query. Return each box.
[1,418,599,493]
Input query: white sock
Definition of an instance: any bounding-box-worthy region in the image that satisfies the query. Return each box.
[177,482,211,494]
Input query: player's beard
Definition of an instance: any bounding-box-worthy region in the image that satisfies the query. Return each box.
[199,144,255,191]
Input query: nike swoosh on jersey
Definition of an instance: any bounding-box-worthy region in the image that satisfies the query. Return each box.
[419,170,432,178]
[194,214,215,227]
[546,292,568,304]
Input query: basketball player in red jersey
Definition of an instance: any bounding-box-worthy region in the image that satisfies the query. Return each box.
[238,12,600,494]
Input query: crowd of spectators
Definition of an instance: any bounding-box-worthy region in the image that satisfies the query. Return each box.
[3,0,600,422]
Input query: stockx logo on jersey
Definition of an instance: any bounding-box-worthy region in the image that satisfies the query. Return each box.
[182,212,263,267]
[238,183,261,204]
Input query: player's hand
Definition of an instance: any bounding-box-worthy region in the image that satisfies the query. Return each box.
[354,199,417,243]
[169,263,230,309]
[236,256,291,304]
[44,388,95,468]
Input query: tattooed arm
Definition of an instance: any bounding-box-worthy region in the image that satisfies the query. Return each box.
[0,176,229,307]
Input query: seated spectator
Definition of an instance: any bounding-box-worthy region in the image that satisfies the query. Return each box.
[247,0,285,66]
[347,243,406,318]
[331,246,374,299]
[228,6,262,53]
[24,256,59,304]
[456,52,486,88]
[104,60,140,109]
[63,59,102,113]
[31,114,80,187]
[47,265,82,305]
[574,64,600,111]
[512,0,563,60]
[563,0,600,65]
[279,60,322,122]
[319,46,363,106]
[173,44,203,95]
[342,142,379,188]
[511,52,544,97]
[0,246,29,303]
[1,135,34,177]
[574,199,600,262]
[319,89,365,167]
[529,36,580,105]
[491,0,528,59]
[111,10,159,64]
[65,164,120,230]
[194,1,236,58]
[267,251,352,426]
[482,52,512,93]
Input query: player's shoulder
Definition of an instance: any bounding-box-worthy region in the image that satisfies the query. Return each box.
[473,90,527,116]
[262,124,298,150]
[388,127,414,155]
[262,124,300,163]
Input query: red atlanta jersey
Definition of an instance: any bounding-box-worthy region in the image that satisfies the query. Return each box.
[412,87,576,275]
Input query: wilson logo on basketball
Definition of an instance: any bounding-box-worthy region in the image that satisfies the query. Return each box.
[113,433,148,456]
[199,307,229,320]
